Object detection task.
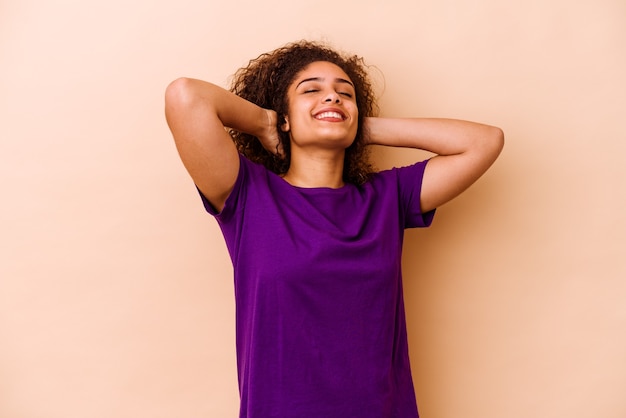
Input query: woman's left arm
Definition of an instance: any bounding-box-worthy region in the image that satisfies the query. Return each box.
[364,117,504,213]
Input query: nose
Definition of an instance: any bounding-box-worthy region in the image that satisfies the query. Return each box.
[323,90,341,103]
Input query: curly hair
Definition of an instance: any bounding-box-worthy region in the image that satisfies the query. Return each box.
[228,40,378,185]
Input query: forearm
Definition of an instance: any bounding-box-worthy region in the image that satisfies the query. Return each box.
[166,77,268,138]
[364,117,503,157]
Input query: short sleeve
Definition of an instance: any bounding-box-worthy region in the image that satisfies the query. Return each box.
[196,153,249,223]
[394,159,436,228]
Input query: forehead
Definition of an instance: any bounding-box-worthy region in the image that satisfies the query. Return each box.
[292,61,352,84]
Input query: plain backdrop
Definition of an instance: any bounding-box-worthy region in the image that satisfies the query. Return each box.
[1,0,625,417]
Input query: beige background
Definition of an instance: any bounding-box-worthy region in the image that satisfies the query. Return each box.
[1,0,625,417]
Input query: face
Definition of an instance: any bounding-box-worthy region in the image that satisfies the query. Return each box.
[282,61,358,151]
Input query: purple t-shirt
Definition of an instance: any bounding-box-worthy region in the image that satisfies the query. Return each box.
[199,154,435,418]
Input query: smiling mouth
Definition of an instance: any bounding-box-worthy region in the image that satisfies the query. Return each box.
[314,111,345,120]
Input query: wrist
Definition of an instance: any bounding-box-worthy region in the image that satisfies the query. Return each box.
[362,117,374,145]
[255,108,276,138]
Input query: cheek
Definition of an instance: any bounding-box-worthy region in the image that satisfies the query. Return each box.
[286,104,311,128]
[350,107,360,128]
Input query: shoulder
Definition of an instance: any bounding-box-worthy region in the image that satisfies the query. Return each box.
[369,159,430,187]
[199,154,271,216]
[368,159,435,228]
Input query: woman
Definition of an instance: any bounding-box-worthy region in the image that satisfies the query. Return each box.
[165,40,503,418]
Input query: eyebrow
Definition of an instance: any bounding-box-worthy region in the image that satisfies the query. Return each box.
[296,77,355,89]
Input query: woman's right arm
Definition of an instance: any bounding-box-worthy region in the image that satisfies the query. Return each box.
[164,77,278,212]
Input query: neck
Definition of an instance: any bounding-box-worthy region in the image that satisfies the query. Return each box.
[282,147,345,188]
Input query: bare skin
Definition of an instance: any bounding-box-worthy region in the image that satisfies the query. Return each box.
[165,61,504,213]
[279,61,359,189]
[165,77,277,211]
[364,116,504,212]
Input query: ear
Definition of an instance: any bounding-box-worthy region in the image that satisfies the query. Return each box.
[281,115,290,132]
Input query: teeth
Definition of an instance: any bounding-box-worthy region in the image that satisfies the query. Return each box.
[315,111,343,120]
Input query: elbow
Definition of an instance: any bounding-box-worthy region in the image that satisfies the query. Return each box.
[165,77,206,127]
[489,125,505,156]
[475,125,504,166]
[165,77,195,109]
